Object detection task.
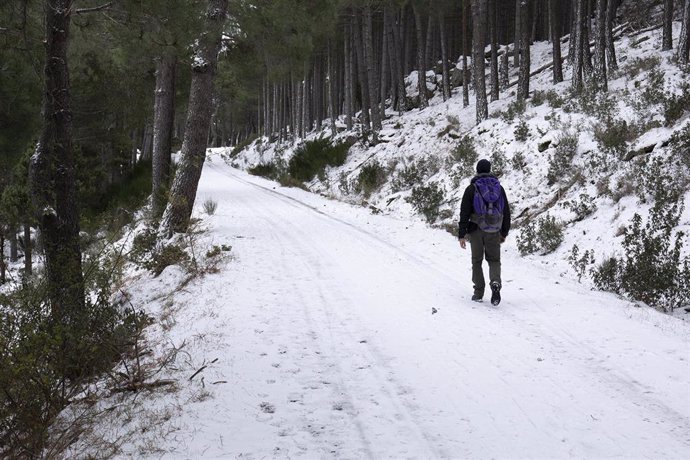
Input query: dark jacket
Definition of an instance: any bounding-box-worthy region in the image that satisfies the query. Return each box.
[458,173,511,238]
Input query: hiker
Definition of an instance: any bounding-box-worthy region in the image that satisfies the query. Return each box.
[458,159,511,305]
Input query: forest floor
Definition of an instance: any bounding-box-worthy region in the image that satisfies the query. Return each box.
[65,158,690,458]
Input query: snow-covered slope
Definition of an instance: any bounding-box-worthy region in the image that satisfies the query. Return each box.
[62,160,690,458]
[232,23,690,316]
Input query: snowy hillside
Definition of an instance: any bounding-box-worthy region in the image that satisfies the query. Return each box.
[232,23,690,316]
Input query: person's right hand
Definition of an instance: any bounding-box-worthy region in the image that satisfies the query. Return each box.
[459,238,467,249]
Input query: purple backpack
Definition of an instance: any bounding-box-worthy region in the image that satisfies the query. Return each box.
[472,177,504,233]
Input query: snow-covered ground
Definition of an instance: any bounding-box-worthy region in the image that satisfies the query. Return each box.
[64,159,690,458]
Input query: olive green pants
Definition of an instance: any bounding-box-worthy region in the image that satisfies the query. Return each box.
[469,230,501,296]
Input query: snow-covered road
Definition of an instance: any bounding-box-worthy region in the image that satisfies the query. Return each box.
[141,159,690,458]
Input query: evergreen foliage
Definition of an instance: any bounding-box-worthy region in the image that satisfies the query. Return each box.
[288,138,350,182]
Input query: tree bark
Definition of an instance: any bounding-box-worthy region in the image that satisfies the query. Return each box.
[29,0,85,321]
[550,0,563,83]
[472,0,489,123]
[663,0,674,51]
[344,18,354,130]
[594,0,608,91]
[606,0,618,71]
[353,10,372,135]
[412,3,429,109]
[514,0,521,67]
[439,11,452,101]
[679,0,690,64]
[363,5,382,135]
[489,0,500,101]
[23,224,32,276]
[572,0,585,92]
[327,41,337,137]
[462,0,470,107]
[518,0,531,101]
[152,51,177,218]
[159,0,228,238]
[9,229,18,262]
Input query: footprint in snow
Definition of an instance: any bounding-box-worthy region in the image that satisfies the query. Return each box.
[260,402,275,413]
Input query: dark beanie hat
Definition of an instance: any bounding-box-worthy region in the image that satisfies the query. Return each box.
[476,159,491,174]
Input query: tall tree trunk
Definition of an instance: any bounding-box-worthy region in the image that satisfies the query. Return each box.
[141,120,153,161]
[412,3,429,109]
[489,0,500,101]
[327,41,337,137]
[572,0,585,92]
[159,0,228,238]
[550,0,563,83]
[363,5,382,135]
[9,229,18,262]
[518,0,531,101]
[462,0,470,107]
[606,0,618,70]
[679,0,690,64]
[344,18,354,130]
[353,11,372,136]
[29,0,85,323]
[0,235,5,284]
[380,12,390,116]
[386,7,407,113]
[424,8,434,70]
[472,0,489,123]
[583,0,594,77]
[23,224,32,276]
[500,45,509,89]
[151,51,177,218]
[514,0,521,67]
[594,0,608,91]
[663,0,674,51]
[439,11,452,101]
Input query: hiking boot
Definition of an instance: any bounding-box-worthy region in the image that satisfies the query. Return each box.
[490,282,501,306]
[471,293,483,302]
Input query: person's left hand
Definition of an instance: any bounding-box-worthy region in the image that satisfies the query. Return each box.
[459,238,467,249]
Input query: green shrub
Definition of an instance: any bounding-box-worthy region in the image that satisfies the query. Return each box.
[592,201,690,312]
[577,86,616,119]
[499,99,526,122]
[514,119,529,142]
[355,161,387,197]
[0,252,144,456]
[406,182,445,223]
[563,193,598,221]
[230,136,257,157]
[448,135,478,175]
[145,244,190,276]
[633,157,685,204]
[664,81,690,126]
[547,131,579,184]
[248,162,279,178]
[288,138,349,182]
[517,214,564,255]
[594,117,635,158]
[490,150,507,176]
[622,56,661,79]
[511,151,526,171]
[568,244,596,282]
[392,159,428,192]
[202,198,218,215]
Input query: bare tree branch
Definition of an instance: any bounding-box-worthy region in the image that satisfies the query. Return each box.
[74,1,113,14]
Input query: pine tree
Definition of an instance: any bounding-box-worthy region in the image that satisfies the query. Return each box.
[594,0,608,91]
[159,0,229,237]
[679,0,690,64]
[29,0,85,332]
[549,0,563,83]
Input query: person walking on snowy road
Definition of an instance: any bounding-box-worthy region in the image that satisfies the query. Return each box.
[458,159,511,305]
